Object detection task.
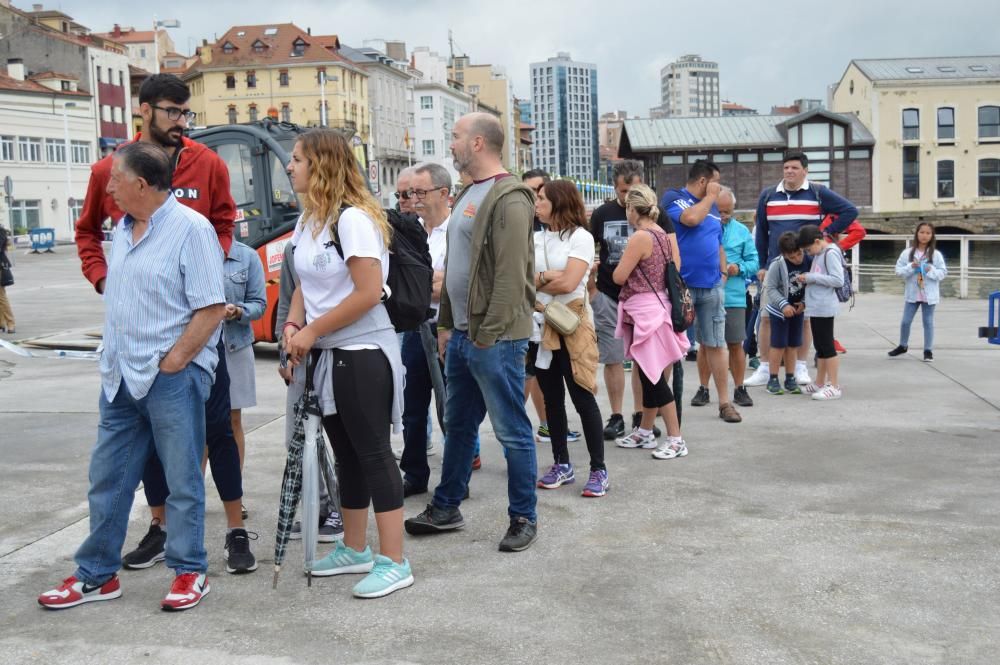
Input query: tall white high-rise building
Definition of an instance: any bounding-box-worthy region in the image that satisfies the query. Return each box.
[530,52,598,179]
[653,54,720,118]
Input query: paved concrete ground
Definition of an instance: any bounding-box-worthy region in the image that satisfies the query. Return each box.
[1,249,998,665]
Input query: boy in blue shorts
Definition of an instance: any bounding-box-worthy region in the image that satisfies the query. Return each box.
[762,231,809,395]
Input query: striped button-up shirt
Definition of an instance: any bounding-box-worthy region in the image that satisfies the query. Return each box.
[101,194,225,401]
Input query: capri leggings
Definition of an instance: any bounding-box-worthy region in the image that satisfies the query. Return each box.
[638,364,676,409]
[810,316,837,360]
[319,348,403,513]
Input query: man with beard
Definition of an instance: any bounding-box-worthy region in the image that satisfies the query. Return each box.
[74,74,256,575]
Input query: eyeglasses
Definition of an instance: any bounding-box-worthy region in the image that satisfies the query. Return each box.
[151,105,196,122]
[394,190,412,200]
[409,187,447,199]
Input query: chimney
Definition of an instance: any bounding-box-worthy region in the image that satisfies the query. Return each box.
[307,27,311,35]
[6,58,25,81]
[385,41,407,63]
[113,23,121,38]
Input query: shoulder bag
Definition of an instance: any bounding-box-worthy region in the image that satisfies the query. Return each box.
[540,233,581,336]
[637,230,694,333]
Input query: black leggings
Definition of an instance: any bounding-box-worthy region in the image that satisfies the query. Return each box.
[534,345,605,471]
[319,348,402,513]
[810,317,837,360]
[638,363,675,409]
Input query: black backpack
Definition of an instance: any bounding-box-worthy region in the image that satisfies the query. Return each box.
[330,207,434,331]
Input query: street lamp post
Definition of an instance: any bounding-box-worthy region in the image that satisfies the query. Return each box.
[63,102,78,234]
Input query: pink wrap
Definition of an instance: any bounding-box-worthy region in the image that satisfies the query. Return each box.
[616,291,690,382]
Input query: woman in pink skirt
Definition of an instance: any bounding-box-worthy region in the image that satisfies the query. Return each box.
[612,184,690,459]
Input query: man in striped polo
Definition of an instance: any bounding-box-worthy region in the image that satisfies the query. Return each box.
[39,143,226,612]
[746,152,858,387]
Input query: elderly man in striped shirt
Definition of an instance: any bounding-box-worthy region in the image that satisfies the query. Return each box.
[39,142,226,613]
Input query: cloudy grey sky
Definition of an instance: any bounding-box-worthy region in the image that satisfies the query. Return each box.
[53,0,1000,116]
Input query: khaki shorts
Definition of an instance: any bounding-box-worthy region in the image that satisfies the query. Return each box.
[591,291,625,365]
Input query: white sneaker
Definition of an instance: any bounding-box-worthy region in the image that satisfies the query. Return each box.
[803,382,822,395]
[794,363,812,386]
[652,438,688,460]
[615,428,657,449]
[745,364,770,387]
[812,384,842,401]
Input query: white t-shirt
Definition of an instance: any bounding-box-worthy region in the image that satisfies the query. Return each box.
[534,227,594,308]
[422,216,449,320]
[292,208,389,324]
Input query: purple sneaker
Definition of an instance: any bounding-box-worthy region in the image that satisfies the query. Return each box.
[581,469,609,497]
[537,463,575,489]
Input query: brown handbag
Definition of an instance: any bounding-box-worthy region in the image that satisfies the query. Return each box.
[540,233,581,336]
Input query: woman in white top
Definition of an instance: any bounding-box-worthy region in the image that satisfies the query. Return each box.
[283,129,412,598]
[533,180,608,498]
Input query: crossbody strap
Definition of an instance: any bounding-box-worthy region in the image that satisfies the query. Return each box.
[635,229,667,309]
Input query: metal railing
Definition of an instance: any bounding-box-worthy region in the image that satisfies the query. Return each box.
[849,234,1000,299]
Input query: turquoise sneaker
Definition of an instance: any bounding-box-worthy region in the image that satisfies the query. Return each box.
[352,555,414,599]
[310,542,374,577]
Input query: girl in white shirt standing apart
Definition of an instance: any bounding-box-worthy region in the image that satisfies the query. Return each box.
[888,222,948,362]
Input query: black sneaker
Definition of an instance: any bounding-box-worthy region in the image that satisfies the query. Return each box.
[404,503,465,535]
[318,513,344,543]
[403,479,427,498]
[224,528,258,574]
[631,412,661,438]
[685,348,698,362]
[602,413,625,440]
[923,350,934,362]
[122,519,166,570]
[498,516,538,552]
[733,385,754,407]
[888,345,908,357]
[690,386,710,407]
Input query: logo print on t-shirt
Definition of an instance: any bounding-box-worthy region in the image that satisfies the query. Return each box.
[603,220,631,266]
[463,202,477,218]
[313,251,332,273]
[173,187,200,200]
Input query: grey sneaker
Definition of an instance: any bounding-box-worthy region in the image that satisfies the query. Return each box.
[498,516,538,552]
[289,512,344,543]
[690,386,710,407]
[404,503,465,535]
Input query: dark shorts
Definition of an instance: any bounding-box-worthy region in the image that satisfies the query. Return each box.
[525,341,539,377]
[769,312,804,349]
[725,307,746,345]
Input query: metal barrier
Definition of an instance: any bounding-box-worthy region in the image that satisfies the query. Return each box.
[848,234,1000,299]
[28,227,56,253]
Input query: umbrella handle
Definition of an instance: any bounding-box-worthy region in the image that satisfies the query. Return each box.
[272,565,280,590]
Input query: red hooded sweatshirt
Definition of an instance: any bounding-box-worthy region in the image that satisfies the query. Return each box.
[75,134,235,291]
[820,213,866,251]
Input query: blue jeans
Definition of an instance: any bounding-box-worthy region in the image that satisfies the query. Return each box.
[74,364,211,584]
[433,330,537,522]
[900,301,936,351]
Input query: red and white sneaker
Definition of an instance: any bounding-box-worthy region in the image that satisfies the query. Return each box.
[38,575,121,610]
[160,572,210,612]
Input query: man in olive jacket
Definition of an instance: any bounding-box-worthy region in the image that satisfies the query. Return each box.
[405,112,540,552]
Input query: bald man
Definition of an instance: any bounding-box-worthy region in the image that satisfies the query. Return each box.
[405,113,540,553]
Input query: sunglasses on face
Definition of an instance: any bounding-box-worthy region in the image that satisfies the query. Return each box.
[394,190,412,200]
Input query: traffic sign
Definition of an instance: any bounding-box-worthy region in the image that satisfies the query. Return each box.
[368,159,380,195]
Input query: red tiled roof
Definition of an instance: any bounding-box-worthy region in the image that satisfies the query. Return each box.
[93,29,156,44]
[722,102,752,111]
[0,70,90,97]
[30,71,79,81]
[194,23,345,70]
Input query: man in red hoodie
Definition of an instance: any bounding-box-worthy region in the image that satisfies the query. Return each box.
[75,74,256,575]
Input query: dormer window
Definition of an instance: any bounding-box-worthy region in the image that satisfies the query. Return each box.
[292,38,306,57]
[222,42,235,55]
[252,40,266,54]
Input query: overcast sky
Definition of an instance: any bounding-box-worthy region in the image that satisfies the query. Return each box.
[53,0,1000,117]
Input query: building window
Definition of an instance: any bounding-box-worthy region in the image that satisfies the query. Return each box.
[316,68,326,84]
[281,104,291,122]
[96,66,102,84]
[422,140,434,156]
[226,74,236,89]
[279,70,289,87]
[246,71,257,88]
[61,80,71,91]
[140,47,146,58]
[979,106,1000,139]
[937,107,955,141]
[222,42,235,54]
[18,137,42,162]
[937,160,955,198]
[249,106,258,122]
[45,139,66,163]
[902,146,920,199]
[980,158,1000,197]
[252,40,265,54]
[292,39,306,57]
[119,70,124,87]
[71,140,91,164]
[420,96,433,110]
[227,106,238,124]
[10,199,41,232]
[0,135,13,161]
[902,108,920,141]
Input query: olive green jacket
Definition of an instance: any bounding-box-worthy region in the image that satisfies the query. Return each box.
[438,175,536,346]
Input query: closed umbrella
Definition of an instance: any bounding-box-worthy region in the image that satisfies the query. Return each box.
[273,356,327,588]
